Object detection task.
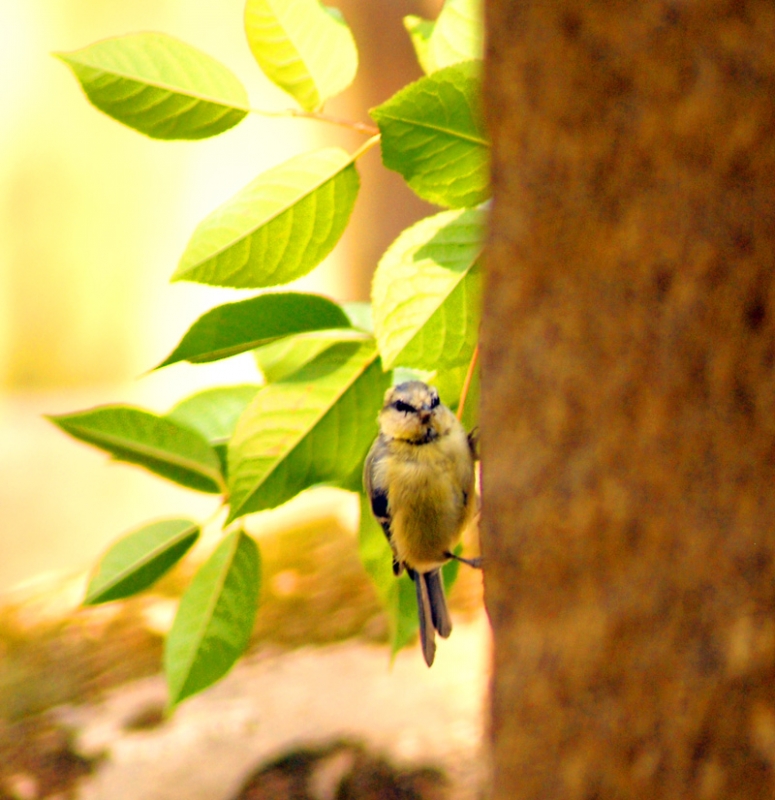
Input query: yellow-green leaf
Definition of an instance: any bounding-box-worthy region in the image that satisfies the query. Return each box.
[245,0,357,111]
[228,340,388,522]
[173,148,360,288]
[56,32,248,140]
[372,208,484,371]
[165,530,260,705]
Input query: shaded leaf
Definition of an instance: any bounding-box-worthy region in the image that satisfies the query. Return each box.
[342,301,373,333]
[432,361,480,431]
[370,61,489,208]
[56,32,248,140]
[49,406,224,493]
[173,148,360,288]
[253,329,367,383]
[244,0,357,111]
[357,493,418,655]
[157,292,351,367]
[165,530,260,705]
[167,385,261,444]
[228,340,388,522]
[372,208,483,370]
[167,385,261,479]
[85,518,200,605]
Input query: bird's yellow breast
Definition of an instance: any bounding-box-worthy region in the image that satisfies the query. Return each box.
[376,424,475,572]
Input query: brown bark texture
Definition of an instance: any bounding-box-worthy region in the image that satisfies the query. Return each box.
[480,1,775,798]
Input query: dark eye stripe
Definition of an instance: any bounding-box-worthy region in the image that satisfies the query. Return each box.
[392,399,416,413]
[429,394,440,409]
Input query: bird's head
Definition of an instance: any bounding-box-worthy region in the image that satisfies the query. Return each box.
[378,381,454,444]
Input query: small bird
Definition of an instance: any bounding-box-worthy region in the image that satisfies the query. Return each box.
[363,381,478,666]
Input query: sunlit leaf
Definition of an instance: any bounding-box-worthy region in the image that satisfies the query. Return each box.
[165,530,260,705]
[403,15,435,74]
[370,61,489,208]
[173,148,360,288]
[157,293,351,367]
[228,340,388,522]
[405,0,483,74]
[55,32,248,140]
[372,208,483,371]
[430,0,483,70]
[48,406,224,493]
[244,0,358,111]
[85,518,200,605]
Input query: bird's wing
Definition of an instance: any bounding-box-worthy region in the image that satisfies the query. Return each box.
[363,436,402,575]
[467,426,479,460]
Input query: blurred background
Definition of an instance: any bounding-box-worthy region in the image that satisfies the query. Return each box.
[0,0,440,593]
[0,6,490,798]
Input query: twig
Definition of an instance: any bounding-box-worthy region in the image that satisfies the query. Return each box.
[249,105,380,136]
[456,344,479,422]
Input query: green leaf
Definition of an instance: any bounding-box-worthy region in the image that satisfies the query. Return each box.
[405,0,483,74]
[157,293,352,367]
[228,340,389,522]
[167,385,261,444]
[49,406,224,493]
[432,361,480,430]
[167,385,261,480]
[342,301,373,333]
[253,329,367,383]
[357,493,419,655]
[165,530,260,706]
[430,0,484,71]
[370,61,489,208]
[372,208,483,371]
[55,32,249,140]
[85,518,200,605]
[403,16,435,74]
[173,148,360,288]
[244,0,358,111]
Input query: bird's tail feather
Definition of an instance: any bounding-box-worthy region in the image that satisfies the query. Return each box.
[409,567,436,666]
[425,569,452,639]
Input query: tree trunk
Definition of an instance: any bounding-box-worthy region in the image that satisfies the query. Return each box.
[480,1,775,798]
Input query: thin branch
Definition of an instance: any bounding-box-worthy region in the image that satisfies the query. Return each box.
[249,105,380,136]
[456,344,480,423]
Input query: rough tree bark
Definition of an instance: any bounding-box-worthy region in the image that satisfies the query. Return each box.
[480,1,775,798]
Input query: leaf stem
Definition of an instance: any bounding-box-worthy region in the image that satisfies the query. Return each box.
[202,499,229,531]
[456,344,479,423]
[352,133,381,160]
[249,106,380,136]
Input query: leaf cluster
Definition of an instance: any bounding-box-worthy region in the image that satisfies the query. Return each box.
[52,0,487,706]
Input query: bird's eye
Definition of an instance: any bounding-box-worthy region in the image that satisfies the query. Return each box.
[429,394,440,409]
[392,400,416,414]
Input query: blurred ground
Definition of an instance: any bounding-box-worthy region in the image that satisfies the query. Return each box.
[0,455,488,800]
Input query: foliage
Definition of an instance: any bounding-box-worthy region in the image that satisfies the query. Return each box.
[53,0,487,706]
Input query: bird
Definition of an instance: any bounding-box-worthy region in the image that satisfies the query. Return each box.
[363,380,479,666]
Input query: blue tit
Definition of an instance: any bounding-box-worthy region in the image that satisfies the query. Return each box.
[363,381,479,666]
